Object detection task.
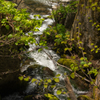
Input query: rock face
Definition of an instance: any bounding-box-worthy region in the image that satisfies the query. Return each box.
[0,57,22,96]
[71,0,100,59]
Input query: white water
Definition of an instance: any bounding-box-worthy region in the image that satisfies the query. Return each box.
[2,0,88,100]
[25,12,88,99]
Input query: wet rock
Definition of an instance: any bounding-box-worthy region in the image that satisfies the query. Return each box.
[23,64,55,78]
[22,58,36,66]
[42,67,55,77]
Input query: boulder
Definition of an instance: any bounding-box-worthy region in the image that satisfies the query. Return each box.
[0,57,22,96]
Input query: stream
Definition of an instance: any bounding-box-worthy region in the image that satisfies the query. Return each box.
[2,0,88,100]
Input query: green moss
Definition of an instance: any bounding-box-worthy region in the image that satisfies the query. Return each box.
[77,95,92,100]
[57,58,78,68]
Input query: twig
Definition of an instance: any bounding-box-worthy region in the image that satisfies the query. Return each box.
[65,75,77,100]
[42,49,90,83]
[16,0,23,9]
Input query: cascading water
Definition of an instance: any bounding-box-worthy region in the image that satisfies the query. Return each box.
[2,0,88,100]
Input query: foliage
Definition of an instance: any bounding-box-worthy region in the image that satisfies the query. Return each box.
[0,0,44,57]
[40,0,100,95]
[52,0,79,25]
[1,0,100,99]
[19,0,100,99]
[44,93,58,100]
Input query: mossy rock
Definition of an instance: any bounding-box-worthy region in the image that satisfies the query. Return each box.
[57,58,78,68]
[24,64,42,75]
[77,95,92,100]
[22,57,36,66]
[28,64,41,70]
[23,95,33,100]
[42,67,55,77]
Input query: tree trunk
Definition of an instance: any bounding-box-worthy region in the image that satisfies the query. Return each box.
[71,0,100,59]
[65,76,77,100]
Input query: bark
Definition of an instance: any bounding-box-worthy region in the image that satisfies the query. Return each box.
[65,76,77,100]
[71,0,100,59]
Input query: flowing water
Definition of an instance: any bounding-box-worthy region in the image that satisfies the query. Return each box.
[2,0,88,100]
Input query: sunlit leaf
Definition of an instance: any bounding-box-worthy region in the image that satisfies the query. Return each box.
[8,34,13,38]
[54,78,60,83]
[51,85,56,88]
[18,76,23,81]
[24,76,30,81]
[70,73,75,79]
[44,84,48,88]
[56,90,62,95]
[31,78,37,83]
[56,74,60,77]
[47,79,52,83]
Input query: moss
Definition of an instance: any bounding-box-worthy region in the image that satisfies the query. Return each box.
[28,64,41,70]
[23,95,33,100]
[57,58,78,68]
[77,95,92,100]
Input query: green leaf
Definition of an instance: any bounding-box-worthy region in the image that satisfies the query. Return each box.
[96,50,98,53]
[14,16,21,21]
[18,76,23,81]
[64,72,67,76]
[88,62,92,65]
[44,93,58,100]
[98,28,100,31]
[56,74,60,77]
[5,25,10,30]
[64,48,68,51]
[38,48,42,52]
[80,61,86,65]
[15,42,18,45]
[24,76,30,81]
[83,64,89,67]
[54,78,60,83]
[56,90,62,95]
[15,27,19,31]
[70,73,75,79]
[91,43,94,45]
[8,34,13,38]
[51,85,56,88]
[46,32,50,35]
[47,79,52,83]
[31,78,37,83]
[44,84,48,88]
